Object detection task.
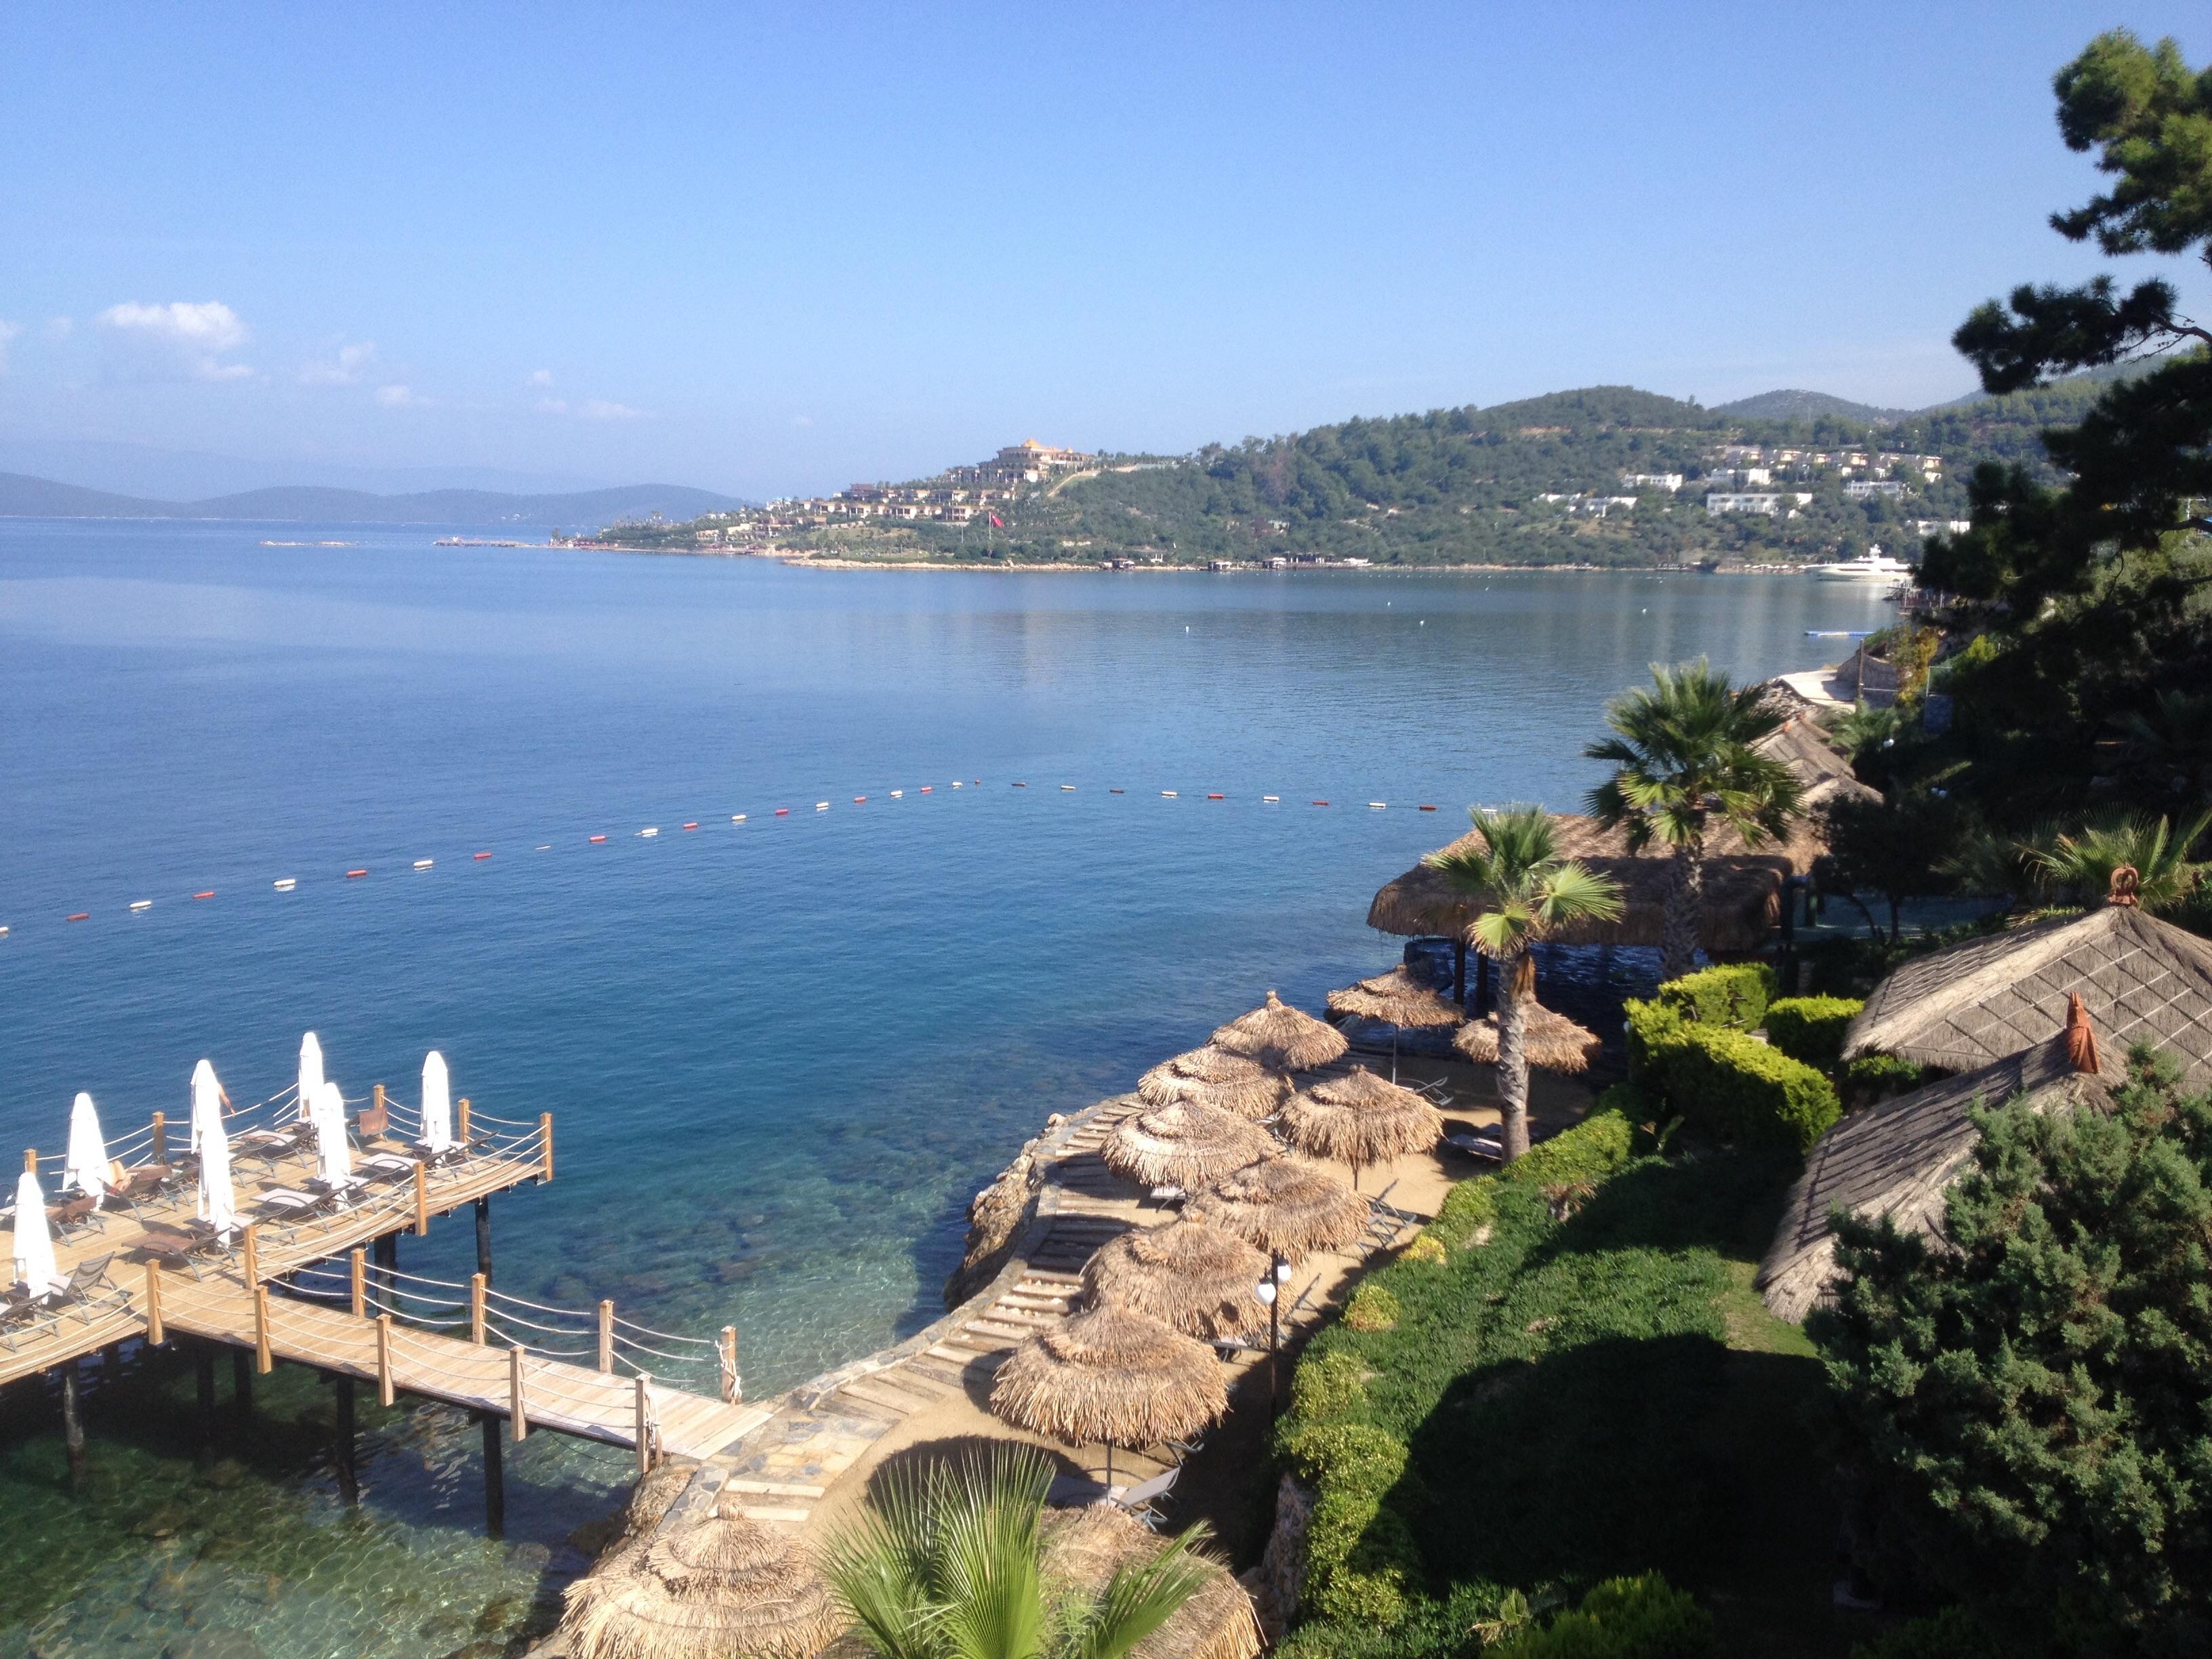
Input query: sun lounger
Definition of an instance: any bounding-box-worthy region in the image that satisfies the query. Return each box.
[0,1294,56,1353]
[45,1191,102,1235]
[1113,1465,1179,1528]
[1445,1130,1504,1161]
[138,1219,230,1278]
[256,1188,333,1220]
[49,1253,129,1322]
[1046,1473,1113,1508]
[354,1153,419,1183]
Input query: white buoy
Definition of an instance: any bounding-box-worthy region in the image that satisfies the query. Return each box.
[413,859,434,870]
[274,878,297,891]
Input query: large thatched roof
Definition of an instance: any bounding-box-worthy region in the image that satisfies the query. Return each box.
[1843,905,2212,1088]
[1209,991,1349,1071]
[1757,1031,2123,1324]
[991,1304,1227,1450]
[1184,1155,1370,1263]
[1082,1218,1271,1340]
[1044,1503,1264,1659]
[1103,1099,1279,1190]
[1453,1005,1603,1074]
[1136,1046,1292,1120]
[1326,968,1463,1029]
[1278,1066,1443,1174]
[1368,708,1860,949]
[562,1504,842,1659]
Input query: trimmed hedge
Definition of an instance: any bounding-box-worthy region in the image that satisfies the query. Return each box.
[1492,1574,1716,1659]
[1279,1420,1419,1624]
[1626,1000,1840,1154]
[1434,1108,1638,1242]
[1762,996,1862,1069]
[1654,964,1776,1031]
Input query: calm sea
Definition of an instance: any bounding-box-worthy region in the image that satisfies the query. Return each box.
[0,520,1891,1655]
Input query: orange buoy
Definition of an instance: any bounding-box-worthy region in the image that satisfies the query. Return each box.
[682,822,698,831]
[854,796,866,802]
[346,869,368,879]
[774,808,790,817]
[474,851,492,859]
[588,835,607,844]
[1312,800,1330,806]
[919,786,933,793]
[1419,804,1437,811]
[66,912,89,922]
[192,890,216,900]
[1206,793,1225,800]
[1110,789,1125,794]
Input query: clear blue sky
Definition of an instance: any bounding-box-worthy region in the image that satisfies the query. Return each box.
[2,3,2205,498]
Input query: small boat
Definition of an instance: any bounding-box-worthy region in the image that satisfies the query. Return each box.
[1811,548,1914,583]
[130,899,152,912]
[638,827,659,838]
[413,859,434,870]
[274,878,297,892]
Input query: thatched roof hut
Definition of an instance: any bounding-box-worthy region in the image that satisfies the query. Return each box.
[1184,1155,1370,1264]
[1278,1066,1443,1181]
[1453,1005,1604,1074]
[991,1304,1227,1451]
[1103,1099,1278,1191]
[1757,1029,2124,1324]
[1209,991,1349,1071]
[1325,968,1462,1030]
[1368,709,1862,950]
[1044,1502,1264,1659]
[1843,905,2212,1088]
[562,1503,843,1659]
[1136,1046,1292,1120]
[1083,1218,1270,1340]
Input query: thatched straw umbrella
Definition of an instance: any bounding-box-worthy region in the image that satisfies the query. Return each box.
[991,1304,1227,1486]
[1184,1156,1370,1265]
[1103,1099,1276,1193]
[1136,1046,1291,1120]
[1044,1502,1264,1659]
[1279,1065,1444,1190]
[1209,991,1348,1072]
[1326,966,1464,1080]
[1453,1004,1603,1075]
[563,1502,842,1659]
[1082,1218,1270,1341]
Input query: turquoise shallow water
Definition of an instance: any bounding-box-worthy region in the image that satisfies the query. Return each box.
[0,521,1893,1654]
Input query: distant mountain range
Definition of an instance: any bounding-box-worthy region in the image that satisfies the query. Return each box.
[0,473,750,527]
[1710,388,1932,424]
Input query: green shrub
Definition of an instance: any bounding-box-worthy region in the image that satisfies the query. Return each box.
[1506,1108,1637,1189]
[1839,1053,1927,1107]
[1344,1284,1402,1332]
[1490,1574,1715,1659]
[1627,1003,1839,1153]
[1434,1175,1497,1243]
[1399,1232,1447,1266]
[1290,1349,1370,1424]
[1762,995,1862,1069]
[1654,963,1776,1031]
[1624,998,1685,1086]
[1849,1608,2007,1659]
[1281,1422,1420,1626]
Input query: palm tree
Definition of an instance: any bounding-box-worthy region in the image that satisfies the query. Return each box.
[1425,808,1623,1162]
[819,1445,1212,1659]
[2021,808,2212,914]
[1584,659,1806,980]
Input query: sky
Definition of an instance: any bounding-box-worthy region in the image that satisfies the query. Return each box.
[2,3,2207,499]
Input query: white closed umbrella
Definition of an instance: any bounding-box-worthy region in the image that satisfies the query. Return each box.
[12,1171,63,1297]
[314,1081,354,1190]
[297,1032,325,1121]
[64,1092,110,1205]
[198,1117,237,1237]
[421,1050,452,1155]
[190,1059,226,1155]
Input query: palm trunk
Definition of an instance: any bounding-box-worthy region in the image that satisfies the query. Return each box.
[1496,945,1532,1163]
[1662,835,1704,981]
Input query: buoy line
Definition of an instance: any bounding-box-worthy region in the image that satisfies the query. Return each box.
[14,779,1446,937]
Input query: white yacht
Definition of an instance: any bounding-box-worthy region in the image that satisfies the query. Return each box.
[1812,546,1915,582]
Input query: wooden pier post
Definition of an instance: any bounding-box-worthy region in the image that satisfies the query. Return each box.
[375,1315,395,1407]
[253,1286,272,1374]
[371,1082,385,1130]
[480,1412,505,1537]
[372,1231,397,1308]
[634,1374,653,1475]
[474,1195,493,1285]
[232,1349,253,1418]
[413,1162,429,1237]
[350,1248,366,1319]
[152,1110,166,1165]
[242,1221,260,1286]
[539,1114,554,1183]
[334,1376,359,1506]
[598,1301,614,1374]
[508,1346,529,1442]
[470,1274,487,1345]
[61,1364,85,1487]
[719,1327,740,1403]
[457,1097,470,1149]
[22,1149,34,1174]
[145,1261,165,1348]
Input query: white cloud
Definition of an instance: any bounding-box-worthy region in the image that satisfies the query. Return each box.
[580,398,645,421]
[95,300,253,380]
[0,321,18,372]
[300,340,377,386]
[528,369,555,387]
[375,383,427,408]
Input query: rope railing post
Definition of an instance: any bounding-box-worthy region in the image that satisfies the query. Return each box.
[152,1111,166,1165]
[376,1314,395,1405]
[413,1162,429,1237]
[254,1285,273,1374]
[21,1149,33,1174]
[470,1273,487,1345]
[509,1346,529,1441]
[146,1261,164,1347]
[350,1248,366,1319]
[539,1114,554,1183]
[634,1373,653,1474]
[598,1300,614,1374]
[719,1327,740,1402]
[243,1222,260,1286]
[371,1082,384,1129]
[457,1097,470,1148]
